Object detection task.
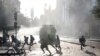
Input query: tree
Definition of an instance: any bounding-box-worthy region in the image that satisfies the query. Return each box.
[92,0,100,18]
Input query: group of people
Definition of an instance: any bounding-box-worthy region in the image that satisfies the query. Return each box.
[1,26,86,54]
[1,26,35,52]
[24,35,35,51]
[2,29,35,52]
[24,35,35,45]
[9,35,35,52]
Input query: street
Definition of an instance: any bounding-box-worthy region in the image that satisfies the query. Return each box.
[23,39,100,56]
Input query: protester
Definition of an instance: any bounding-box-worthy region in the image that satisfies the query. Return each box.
[11,35,20,52]
[29,35,35,51]
[79,35,86,50]
[24,36,28,45]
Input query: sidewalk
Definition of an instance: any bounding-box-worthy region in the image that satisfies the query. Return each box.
[60,37,100,49]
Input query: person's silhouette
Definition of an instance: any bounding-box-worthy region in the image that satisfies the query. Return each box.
[2,27,9,44]
[29,35,35,51]
[24,36,28,45]
[11,35,20,52]
[55,35,62,54]
[30,35,35,45]
[11,35,15,43]
[79,35,86,50]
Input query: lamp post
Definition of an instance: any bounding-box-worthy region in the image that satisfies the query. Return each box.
[14,11,17,38]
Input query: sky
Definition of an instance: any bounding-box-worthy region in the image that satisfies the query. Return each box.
[19,0,57,18]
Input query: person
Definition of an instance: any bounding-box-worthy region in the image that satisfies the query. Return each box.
[79,35,86,50]
[2,26,9,44]
[11,35,20,46]
[55,35,62,54]
[11,35,20,52]
[11,35,15,43]
[30,35,35,45]
[24,36,28,45]
[29,35,35,51]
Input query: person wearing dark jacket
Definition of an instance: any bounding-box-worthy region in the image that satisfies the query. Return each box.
[79,35,86,50]
[55,35,62,54]
[11,35,20,52]
[30,35,35,45]
[29,35,35,51]
[24,36,28,45]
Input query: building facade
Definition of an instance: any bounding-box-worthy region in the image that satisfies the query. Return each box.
[0,0,20,27]
[56,0,95,36]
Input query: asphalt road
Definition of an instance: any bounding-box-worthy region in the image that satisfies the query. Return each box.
[23,39,100,56]
[0,38,100,56]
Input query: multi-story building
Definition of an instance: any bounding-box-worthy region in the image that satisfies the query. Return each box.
[56,0,95,36]
[2,0,20,27]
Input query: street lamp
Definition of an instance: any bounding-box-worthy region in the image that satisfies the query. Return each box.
[14,11,18,38]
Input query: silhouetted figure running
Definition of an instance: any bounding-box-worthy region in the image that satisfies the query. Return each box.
[29,35,35,51]
[79,35,86,50]
[24,36,28,45]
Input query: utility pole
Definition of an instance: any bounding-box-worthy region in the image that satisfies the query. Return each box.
[14,11,17,37]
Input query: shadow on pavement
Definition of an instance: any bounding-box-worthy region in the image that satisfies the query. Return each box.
[85,50,97,56]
